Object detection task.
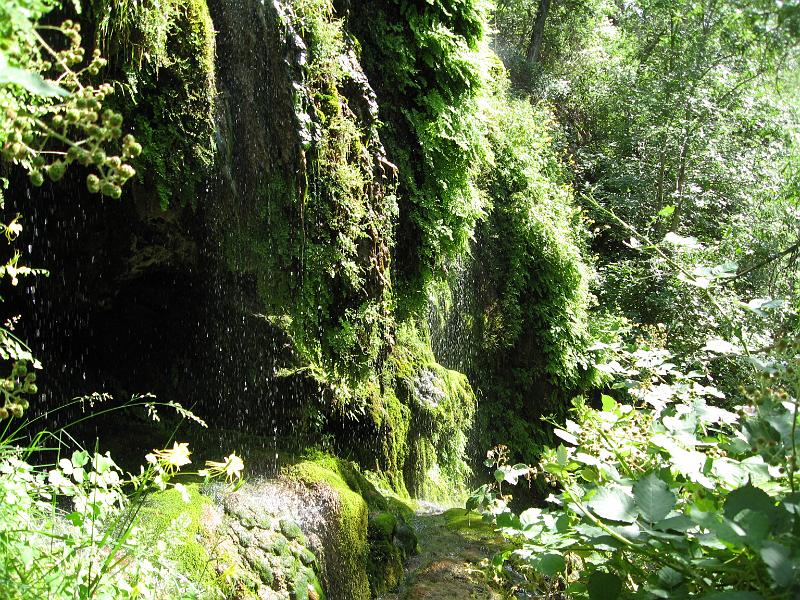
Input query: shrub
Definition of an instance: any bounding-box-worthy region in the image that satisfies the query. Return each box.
[0,400,244,599]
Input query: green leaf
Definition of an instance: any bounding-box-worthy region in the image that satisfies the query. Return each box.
[601,394,617,411]
[724,484,775,522]
[495,464,530,485]
[555,513,571,533]
[633,473,676,523]
[760,542,794,587]
[496,511,521,530]
[519,507,542,527]
[735,510,770,549]
[0,61,68,97]
[71,450,89,468]
[466,484,491,512]
[554,428,578,445]
[654,514,693,532]
[556,444,568,467]
[65,511,84,526]
[689,508,747,548]
[537,553,566,576]
[657,566,683,589]
[658,205,675,217]
[587,485,637,523]
[588,571,622,600]
[490,550,510,571]
[566,582,588,594]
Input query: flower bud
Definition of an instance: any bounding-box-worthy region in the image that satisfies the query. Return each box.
[86,174,101,193]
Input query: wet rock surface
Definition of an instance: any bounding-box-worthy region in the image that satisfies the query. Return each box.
[205,481,327,600]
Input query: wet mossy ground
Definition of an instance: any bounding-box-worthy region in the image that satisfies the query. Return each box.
[379,508,511,600]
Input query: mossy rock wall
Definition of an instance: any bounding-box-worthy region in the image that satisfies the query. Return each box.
[26,0,597,505]
[283,453,421,599]
[330,321,476,502]
[88,0,217,209]
[430,95,597,467]
[137,455,416,600]
[283,457,372,600]
[209,0,397,400]
[206,0,479,498]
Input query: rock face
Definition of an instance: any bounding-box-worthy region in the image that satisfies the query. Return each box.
[219,486,328,599]
[10,0,479,501]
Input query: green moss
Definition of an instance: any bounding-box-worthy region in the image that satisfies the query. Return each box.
[290,451,388,512]
[92,0,217,208]
[283,452,425,598]
[384,496,416,524]
[247,551,275,586]
[284,456,372,600]
[366,539,404,596]
[280,518,307,543]
[136,484,230,596]
[364,388,411,496]
[368,512,397,539]
[387,321,476,502]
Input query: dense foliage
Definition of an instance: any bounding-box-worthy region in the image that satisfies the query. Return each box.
[496,0,800,362]
[432,91,597,465]
[348,0,493,299]
[3,0,800,597]
[476,330,800,598]
[465,2,800,597]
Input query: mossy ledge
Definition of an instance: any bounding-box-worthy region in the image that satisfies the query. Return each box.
[135,453,418,599]
[282,453,417,599]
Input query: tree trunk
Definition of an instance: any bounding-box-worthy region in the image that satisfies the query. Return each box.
[526,0,551,64]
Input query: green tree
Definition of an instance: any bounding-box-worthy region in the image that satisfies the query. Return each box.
[496,0,800,365]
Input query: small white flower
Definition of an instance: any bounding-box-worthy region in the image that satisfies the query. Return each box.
[173,482,190,503]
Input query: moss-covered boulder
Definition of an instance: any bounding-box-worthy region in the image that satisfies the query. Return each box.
[283,456,373,600]
[283,452,422,599]
[366,511,420,596]
[136,482,327,600]
[368,512,397,539]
